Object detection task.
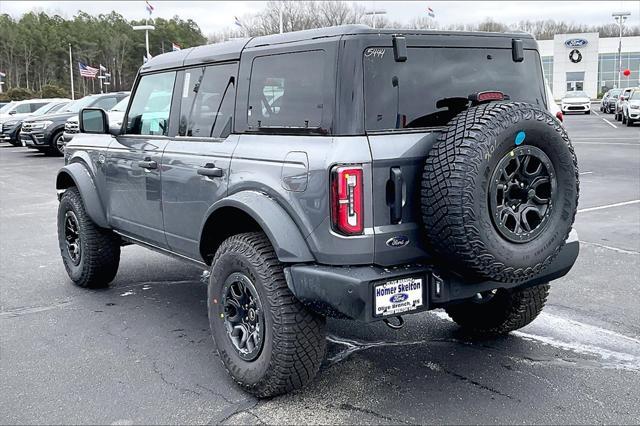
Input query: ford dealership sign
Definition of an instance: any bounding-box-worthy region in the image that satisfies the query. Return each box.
[565,38,588,48]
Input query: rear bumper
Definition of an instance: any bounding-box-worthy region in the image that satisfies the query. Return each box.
[285,230,579,322]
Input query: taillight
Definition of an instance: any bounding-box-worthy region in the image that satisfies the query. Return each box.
[556,111,564,122]
[331,165,364,235]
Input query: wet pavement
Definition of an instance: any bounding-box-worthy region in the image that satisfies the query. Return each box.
[1,111,639,424]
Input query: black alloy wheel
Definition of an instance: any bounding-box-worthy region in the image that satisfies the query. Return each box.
[64,210,82,265]
[222,272,265,361]
[489,145,557,243]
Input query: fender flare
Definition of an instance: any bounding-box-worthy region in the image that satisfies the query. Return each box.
[201,191,314,263]
[56,162,109,228]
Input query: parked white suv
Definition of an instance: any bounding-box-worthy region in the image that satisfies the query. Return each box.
[561,91,590,114]
[623,89,640,126]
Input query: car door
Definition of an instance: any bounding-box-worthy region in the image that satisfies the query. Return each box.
[105,71,178,248]
[161,63,239,258]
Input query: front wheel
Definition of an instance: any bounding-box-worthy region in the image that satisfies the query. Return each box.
[53,131,66,156]
[208,232,326,398]
[445,283,550,334]
[57,187,121,288]
[627,118,635,127]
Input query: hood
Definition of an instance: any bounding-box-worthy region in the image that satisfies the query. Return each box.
[628,99,640,106]
[23,111,77,124]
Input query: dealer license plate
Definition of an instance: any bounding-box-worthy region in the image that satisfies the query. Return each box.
[374,277,424,317]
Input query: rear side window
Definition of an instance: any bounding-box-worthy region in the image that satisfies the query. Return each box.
[364,47,547,131]
[29,103,47,112]
[126,71,176,136]
[92,96,119,111]
[179,63,236,139]
[248,51,325,129]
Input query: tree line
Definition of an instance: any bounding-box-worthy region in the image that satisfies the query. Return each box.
[2,1,638,101]
[0,11,206,100]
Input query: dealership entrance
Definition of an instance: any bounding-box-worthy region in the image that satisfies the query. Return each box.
[566,72,585,91]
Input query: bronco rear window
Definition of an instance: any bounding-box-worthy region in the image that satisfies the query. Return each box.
[364,47,546,131]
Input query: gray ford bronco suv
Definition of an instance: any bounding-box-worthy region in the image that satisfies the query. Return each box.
[56,25,579,397]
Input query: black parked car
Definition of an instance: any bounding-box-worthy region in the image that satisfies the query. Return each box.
[1,100,70,146]
[21,92,129,155]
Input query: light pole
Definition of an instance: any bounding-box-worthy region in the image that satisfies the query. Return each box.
[364,10,387,29]
[612,11,630,88]
[132,24,155,62]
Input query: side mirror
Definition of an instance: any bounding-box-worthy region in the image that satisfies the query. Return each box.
[79,108,109,134]
[8,110,16,115]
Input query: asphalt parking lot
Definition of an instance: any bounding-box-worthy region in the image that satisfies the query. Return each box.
[1,111,639,424]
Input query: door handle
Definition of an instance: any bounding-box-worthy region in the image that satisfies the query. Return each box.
[137,159,157,170]
[390,167,403,224]
[197,163,224,178]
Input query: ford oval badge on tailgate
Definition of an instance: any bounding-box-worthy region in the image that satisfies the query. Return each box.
[386,235,409,248]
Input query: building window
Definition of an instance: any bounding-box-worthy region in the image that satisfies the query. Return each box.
[541,56,554,92]
[598,52,640,93]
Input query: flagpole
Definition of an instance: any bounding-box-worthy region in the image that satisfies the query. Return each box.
[68,43,75,100]
[99,65,103,94]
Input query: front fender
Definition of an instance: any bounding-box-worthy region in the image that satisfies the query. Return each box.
[56,162,109,228]
[203,191,314,263]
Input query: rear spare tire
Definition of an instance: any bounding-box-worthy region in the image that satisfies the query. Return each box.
[421,102,579,283]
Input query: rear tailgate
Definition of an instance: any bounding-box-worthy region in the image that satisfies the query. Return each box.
[367,132,438,265]
[363,43,547,266]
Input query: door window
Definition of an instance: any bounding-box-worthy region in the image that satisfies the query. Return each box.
[247,51,325,129]
[179,63,236,139]
[14,104,31,114]
[126,71,176,136]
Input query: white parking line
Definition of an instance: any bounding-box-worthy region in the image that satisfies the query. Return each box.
[602,118,618,128]
[572,142,638,146]
[578,199,640,213]
[580,241,639,255]
[432,310,640,371]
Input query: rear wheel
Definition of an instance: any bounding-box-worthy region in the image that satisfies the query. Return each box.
[445,283,550,334]
[208,232,326,398]
[57,187,120,288]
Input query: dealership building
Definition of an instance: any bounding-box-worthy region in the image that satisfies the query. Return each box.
[537,32,640,99]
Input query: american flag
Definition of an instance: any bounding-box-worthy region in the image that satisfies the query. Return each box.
[78,62,99,78]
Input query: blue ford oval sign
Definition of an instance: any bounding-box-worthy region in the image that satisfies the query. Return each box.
[390,293,409,303]
[386,235,410,247]
[565,38,588,48]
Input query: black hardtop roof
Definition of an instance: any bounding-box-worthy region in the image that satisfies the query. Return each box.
[141,24,536,73]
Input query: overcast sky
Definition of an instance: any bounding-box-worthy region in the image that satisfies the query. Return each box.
[3,1,640,36]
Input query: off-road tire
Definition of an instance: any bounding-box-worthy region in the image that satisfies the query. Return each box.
[57,187,120,288]
[445,283,550,334]
[208,232,326,398]
[421,102,579,283]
